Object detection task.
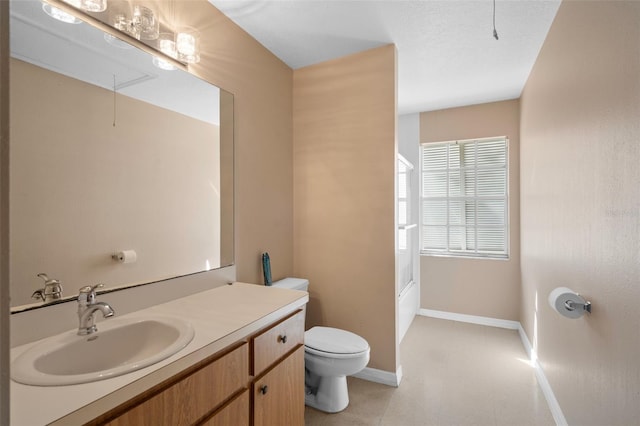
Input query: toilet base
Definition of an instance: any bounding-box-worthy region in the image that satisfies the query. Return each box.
[305,374,349,413]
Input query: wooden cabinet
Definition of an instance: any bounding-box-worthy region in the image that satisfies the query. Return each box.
[89,309,305,426]
[253,346,305,426]
[251,309,305,426]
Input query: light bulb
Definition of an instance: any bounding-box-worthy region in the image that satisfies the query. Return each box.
[176,33,195,55]
[113,13,140,40]
[176,28,200,64]
[158,33,177,58]
[132,5,159,40]
[152,33,177,70]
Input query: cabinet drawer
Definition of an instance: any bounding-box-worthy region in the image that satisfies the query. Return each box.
[199,389,249,426]
[253,346,305,426]
[252,310,304,376]
[106,343,248,426]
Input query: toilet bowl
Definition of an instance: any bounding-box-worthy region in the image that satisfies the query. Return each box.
[270,278,371,413]
[304,326,370,413]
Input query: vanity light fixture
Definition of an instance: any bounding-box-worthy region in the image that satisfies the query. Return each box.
[41,0,82,24]
[43,0,198,65]
[176,27,201,64]
[112,5,159,41]
[42,0,107,19]
[132,5,159,40]
[113,13,140,40]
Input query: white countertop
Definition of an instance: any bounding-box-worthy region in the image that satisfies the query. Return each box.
[10,282,308,426]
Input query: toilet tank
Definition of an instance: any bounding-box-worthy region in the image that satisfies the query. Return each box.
[270,277,309,291]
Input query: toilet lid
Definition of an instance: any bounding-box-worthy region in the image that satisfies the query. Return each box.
[304,326,369,355]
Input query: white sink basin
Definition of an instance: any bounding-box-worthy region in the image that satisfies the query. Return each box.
[12,316,195,386]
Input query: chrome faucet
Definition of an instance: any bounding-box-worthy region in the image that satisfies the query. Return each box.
[77,284,115,335]
[31,273,63,303]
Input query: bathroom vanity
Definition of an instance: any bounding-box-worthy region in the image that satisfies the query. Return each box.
[10,283,308,425]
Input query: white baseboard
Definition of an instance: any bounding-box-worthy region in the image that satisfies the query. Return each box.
[419,308,567,426]
[419,308,520,330]
[353,365,403,387]
[517,325,568,426]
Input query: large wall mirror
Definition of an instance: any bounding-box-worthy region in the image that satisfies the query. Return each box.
[9,0,234,311]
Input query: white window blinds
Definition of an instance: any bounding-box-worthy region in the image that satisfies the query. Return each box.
[420,137,508,259]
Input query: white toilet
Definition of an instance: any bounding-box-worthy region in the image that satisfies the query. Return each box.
[271,278,370,413]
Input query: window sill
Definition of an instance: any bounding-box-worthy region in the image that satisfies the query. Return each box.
[420,252,509,261]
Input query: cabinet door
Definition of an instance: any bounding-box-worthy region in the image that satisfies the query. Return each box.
[200,390,249,426]
[253,346,304,426]
[252,310,304,376]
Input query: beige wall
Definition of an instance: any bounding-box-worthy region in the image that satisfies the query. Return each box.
[520,1,640,424]
[420,100,521,320]
[293,45,398,373]
[168,0,294,284]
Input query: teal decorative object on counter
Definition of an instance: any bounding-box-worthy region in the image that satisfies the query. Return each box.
[262,252,272,286]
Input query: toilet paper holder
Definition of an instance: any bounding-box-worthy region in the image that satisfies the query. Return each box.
[111,250,137,264]
[564,298,591,313]
[549,287,592,319]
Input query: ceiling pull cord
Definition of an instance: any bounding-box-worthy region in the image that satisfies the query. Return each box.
[493,0,499,40]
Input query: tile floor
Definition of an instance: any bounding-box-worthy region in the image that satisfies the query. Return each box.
[305,316,554,426]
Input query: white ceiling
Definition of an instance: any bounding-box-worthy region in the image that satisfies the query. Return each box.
[208,0,561,114]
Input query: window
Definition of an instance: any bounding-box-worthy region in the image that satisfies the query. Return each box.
[420,137,508,259]
[398,158,410,251]
[397,155,417,295]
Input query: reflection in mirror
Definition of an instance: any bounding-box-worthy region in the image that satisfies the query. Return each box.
[9,0,234,311]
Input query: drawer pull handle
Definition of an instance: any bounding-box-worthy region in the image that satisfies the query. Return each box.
[260,385,269,395]
[278,335,288,344]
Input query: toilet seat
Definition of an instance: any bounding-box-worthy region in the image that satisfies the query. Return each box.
[304,327,369,359]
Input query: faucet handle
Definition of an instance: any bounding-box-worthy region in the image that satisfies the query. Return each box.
[37,273,63,300]
[78,284,104,305]
[31,289,45,302]
[38,273,60,286]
